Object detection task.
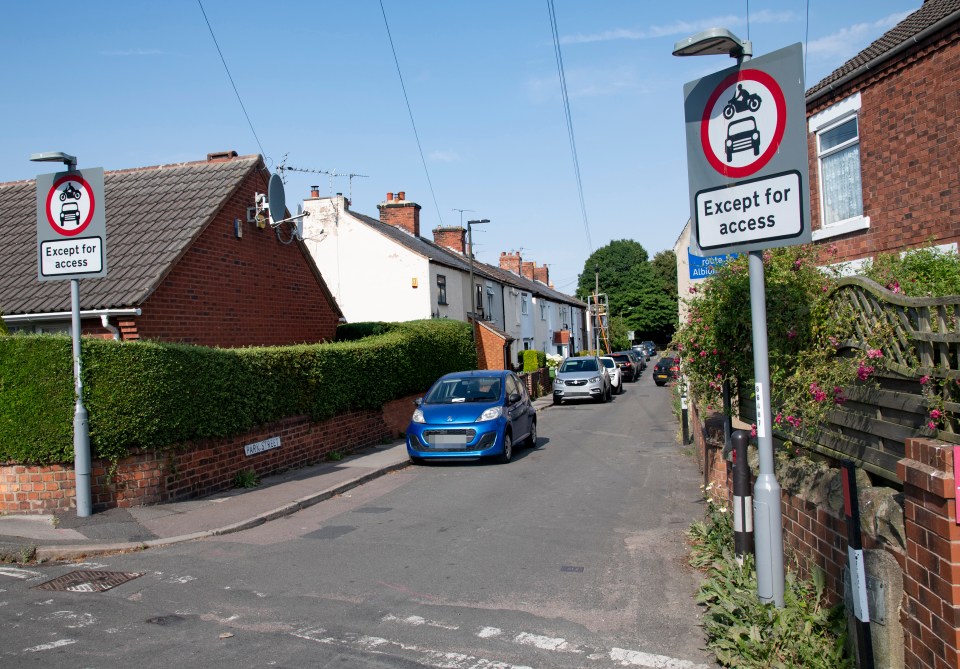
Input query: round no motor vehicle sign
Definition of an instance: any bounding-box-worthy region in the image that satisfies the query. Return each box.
[700,69,787,179]
[45,174,96,236]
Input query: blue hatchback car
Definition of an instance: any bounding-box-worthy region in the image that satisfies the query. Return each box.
[406,370,537,464]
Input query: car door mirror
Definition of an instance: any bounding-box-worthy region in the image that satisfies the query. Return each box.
[414,397,423,406]
[508,392,521,405]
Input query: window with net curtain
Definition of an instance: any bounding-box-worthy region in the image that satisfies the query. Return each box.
[818,115,863,225]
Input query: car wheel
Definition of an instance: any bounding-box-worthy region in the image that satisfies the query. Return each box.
[497,432,513,464]
[553,395,561,406]
[526,419,537,448]
[409,455,425,465]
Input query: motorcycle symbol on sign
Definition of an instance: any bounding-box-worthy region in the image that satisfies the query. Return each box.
[59,182,82,201]
[722,84,762,119]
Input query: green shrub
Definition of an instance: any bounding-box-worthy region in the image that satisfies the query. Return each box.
[336,321,394,341]
[687,485,851,668]
[0,320,474,465]
[522,349,546,373]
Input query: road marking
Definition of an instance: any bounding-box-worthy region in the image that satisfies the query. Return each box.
[24,639,77,652]
[513,631,580,652]
[49,611,97,628]
[0,567,41,580]
[477,626,502,638]
[382,613,459,630]
[610,647,713,668]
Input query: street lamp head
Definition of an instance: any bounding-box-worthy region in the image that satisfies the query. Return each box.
[672,27,751,60]
[30,151,77,169]
[467,218,490,225]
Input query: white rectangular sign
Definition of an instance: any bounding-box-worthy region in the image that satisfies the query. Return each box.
[695,171,803,252]
[244,436,281,457]
[40,237,104,277]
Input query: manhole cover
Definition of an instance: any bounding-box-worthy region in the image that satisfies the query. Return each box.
[34,570,143,593]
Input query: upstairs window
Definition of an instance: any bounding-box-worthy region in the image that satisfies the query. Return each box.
[818,116,862,225]
[521,293,529,315]
[810,93,869,240]
[437,275,447,305]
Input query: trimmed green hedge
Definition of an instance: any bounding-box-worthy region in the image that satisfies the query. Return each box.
[522,349,546,373]
[0,320,474,465]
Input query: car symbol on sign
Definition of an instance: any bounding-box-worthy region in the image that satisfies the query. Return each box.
[60,202,81,227]
[725,117,761,162]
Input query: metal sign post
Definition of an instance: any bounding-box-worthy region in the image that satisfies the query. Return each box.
[680,41,811,607]
[32,153,107,517]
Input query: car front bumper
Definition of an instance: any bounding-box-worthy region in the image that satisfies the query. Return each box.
[406,420,505,460]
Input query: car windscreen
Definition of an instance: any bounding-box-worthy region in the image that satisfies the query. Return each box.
[424,377,502,404]
[611,354,630,363]
[559,358,598,373]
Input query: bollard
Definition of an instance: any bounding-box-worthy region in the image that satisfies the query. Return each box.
[730,430,754,564]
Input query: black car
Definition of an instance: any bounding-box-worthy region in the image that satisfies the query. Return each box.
[653,356,679,386]
[618,349,645,376]
[609,353,637,382]
[641,341,657,358]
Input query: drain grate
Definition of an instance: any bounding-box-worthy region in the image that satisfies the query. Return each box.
[560,565,584,573]
[34,570,144,593]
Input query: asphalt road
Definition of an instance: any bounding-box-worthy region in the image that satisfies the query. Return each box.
[0,375,716,668]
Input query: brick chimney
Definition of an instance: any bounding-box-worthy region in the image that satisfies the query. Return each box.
[499,251,522,274]
[533,264,549,285]
[378,191,421,237]
[432,226,467,254]
[521,261,536,281]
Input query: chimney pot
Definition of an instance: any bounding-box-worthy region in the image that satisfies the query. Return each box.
[310,186,320,198]
[398,191,406,201]
[387,192,394,201]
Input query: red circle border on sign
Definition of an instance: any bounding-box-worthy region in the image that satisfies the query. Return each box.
[46,174,95,236]
[700,69,787,178]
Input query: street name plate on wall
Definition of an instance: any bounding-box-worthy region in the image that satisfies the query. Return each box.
[244,436,281,457]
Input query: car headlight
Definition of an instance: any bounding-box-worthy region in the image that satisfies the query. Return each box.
[478,406,503,422]
[554,379,564,386]
[589,376,600,383]
[411,409,425,424]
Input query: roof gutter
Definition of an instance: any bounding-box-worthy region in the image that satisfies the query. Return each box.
[3,308,142,324]
[806,9,960,106]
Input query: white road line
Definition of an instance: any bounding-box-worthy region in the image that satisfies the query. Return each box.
[0,567,41,580]
[513,632,580,652]
[610,647,713,668]
[477,627,502,638]
[23,639,77,652]
[382,613,460,630]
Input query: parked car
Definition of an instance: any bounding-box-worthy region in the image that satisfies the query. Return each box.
[653,356,680,386]
[609,352,637,382]
[406,370,536,464]
[553,355,611,405]
[599,356,622,394]
[620,349,646,374]
[632,344,650,360]
[640,341,658,358]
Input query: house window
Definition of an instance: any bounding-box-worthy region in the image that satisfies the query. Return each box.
[475,284,484,317]
[521,293,529,315]
[486,285,495,320]
[810,93,869,241]
[437,275,447,305]
[540,301,547,320]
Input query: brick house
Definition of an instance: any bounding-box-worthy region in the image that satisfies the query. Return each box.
[806,0,960,269]
[0,152,342,346]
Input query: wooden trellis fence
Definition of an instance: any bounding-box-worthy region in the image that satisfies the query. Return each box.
[739,276,959,483]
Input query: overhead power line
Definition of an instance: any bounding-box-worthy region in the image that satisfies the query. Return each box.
[379,0,445,227]
[197,0,266,160]
[547,0,593,251]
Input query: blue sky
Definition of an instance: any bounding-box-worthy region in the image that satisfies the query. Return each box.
[2,1,918,295]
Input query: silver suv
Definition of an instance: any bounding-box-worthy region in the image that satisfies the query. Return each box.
[552,356,611,405]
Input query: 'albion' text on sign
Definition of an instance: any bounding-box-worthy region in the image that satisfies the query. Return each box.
[695,171,803,250]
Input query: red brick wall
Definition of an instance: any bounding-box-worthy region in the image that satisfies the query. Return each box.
[692,399,960,669]
[0,393,420,513]
[808,27,960,264]
[129,167,340,347]
[378,197,421,237]
[898,438,960,669]
[475,322,507,370]
[432,226,466,254]
[499,251,522,274]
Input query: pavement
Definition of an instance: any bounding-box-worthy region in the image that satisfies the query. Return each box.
[0,394,556,563]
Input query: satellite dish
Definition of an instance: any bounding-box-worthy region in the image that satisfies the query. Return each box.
[268,173,286,223]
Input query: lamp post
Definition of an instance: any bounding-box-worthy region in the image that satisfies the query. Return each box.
[673,28,785,608]
[30,150,92,518]
[466,219,489,343]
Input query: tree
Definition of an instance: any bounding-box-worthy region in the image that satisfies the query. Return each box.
[577,241,678,346]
